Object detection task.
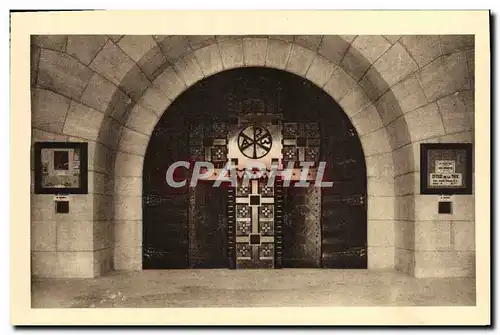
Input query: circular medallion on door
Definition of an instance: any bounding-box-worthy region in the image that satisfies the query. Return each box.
[237,125,273,159]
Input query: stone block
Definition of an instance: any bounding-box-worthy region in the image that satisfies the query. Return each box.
[93,220,113,250]
[351,35,392,63]
[66,35,108,65]
[93,142,116,174]
[451,196,475,221]
[37,49,94,100]
[62,101,104,141]
[322,65,357,102]
[339,45,371,81]
[285,44,316,76]
[415,220,452,251]
[395,220,415,250]
[115,220,142,247]
[373,42,418,88]
[137,85,171,117]
[318,35,351,65]
[452,220,475,251]
[359,67,390,101]
[436,90,474,134]
[294,35,323,51]
[93,194,114,221]
[305,54,336,88]
[266,38,292,69]
[31,221,57,252]
[350,104,384,136]
[97,116,122,150]
[57,251,95,278]
[153,66,187,101]
[114,195,142,221]
[125,104,159,135]
[440,35,474,54]
[31,195,56,222]
[57,220,94,251]
[137,45,168,80]
[31,35,67,52]
[394,172,418,196]
[400,35,442,67]
[393,143,416,176]
[118,127,150,156]
[374,90,404,126]
[114,152,144,177]
[359,127,392,156]
[439,131,474,143]
[367,196,395,220]
[105,89,134,123]
[338,85,372,118]
[365,153,394,178]
[386,116,412,149]
[118,65,151,102]
[89,171,113,195]
[173,53,204,87]
[187,35,216,49]
[193,43,223,76]
[243,38,268,67]
[154,35,192,63]
[31,88,70,133]
[93,248,113,277]
[367,176,394,197]
[414,250,475,277]
[218,38,244,69]
[368,246,395,269]
[368,220,395,247]
[405,103,446,142]
[118,35,157,62]
[90,39,136,85]
[114,246,142,270]
[390,74,428,114]
[395,248,415,275]
[418,52,470,102]
[394,195,415,221]
[31,251,59,277]
[80,73,121,113]
[114,176,142,196]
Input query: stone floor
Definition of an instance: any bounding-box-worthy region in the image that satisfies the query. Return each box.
[31,269,476,308]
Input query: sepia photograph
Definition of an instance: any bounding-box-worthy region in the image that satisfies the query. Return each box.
[10,10,490,326]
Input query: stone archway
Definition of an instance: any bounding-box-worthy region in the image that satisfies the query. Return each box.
[109,36,412,272]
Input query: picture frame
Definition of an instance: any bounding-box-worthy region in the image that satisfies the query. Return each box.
[420,143,473,195]
[34,142,88,194]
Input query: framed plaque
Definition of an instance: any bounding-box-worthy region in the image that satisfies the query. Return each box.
[34,142,88,194]
[420,143,473,195]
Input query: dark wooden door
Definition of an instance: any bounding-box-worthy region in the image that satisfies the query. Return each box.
[188,184,228,268]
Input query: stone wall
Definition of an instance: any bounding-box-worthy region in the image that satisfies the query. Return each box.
[30,35,474,278]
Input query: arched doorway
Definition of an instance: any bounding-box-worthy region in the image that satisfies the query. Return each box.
[142,67,367,269]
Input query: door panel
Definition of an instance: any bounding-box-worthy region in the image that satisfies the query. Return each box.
[283,186,321,267]
[234,179,276,269]
[188,184,228,268]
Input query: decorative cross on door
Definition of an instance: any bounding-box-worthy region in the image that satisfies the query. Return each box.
[234,179,275,268]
